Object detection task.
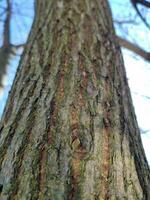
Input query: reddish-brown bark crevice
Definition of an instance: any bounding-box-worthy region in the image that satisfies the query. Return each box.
[38,144,47,199]
[101,127,110,199]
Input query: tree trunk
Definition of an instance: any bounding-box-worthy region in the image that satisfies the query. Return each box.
[0,0,149,199]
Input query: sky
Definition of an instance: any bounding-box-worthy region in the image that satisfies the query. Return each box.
[0,0,150,163]
[110,0,150,163]
[124,50,150,163]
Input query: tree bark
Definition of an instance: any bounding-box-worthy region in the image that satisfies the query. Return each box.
[0,0,150,199]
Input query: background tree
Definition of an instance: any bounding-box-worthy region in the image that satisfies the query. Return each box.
[0,0,150,199]
[0,0,33,90]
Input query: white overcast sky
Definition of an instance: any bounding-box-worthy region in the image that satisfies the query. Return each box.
[123,50,150,163]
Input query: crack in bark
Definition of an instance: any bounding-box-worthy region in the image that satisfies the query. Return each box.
[9,97,39,200]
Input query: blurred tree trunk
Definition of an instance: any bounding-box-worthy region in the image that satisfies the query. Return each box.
[0,0,149,199]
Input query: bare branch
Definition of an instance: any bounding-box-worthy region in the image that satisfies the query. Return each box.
[114,19,138,25]
[115,35,150,61]
[136,0,150,8]
[10,43,25,49]
[131,0,150,29]
[10,43,25,56]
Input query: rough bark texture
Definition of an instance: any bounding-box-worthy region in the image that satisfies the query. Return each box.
[0,0,150,199]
